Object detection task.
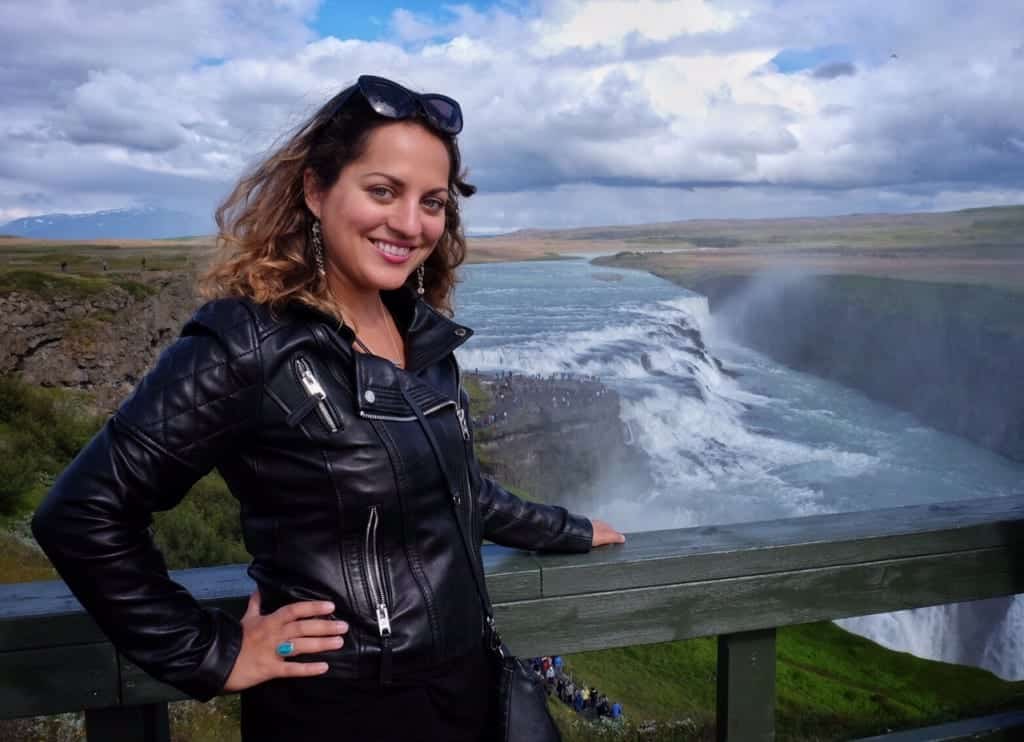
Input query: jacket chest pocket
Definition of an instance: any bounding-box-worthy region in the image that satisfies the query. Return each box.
[285,355,344,438]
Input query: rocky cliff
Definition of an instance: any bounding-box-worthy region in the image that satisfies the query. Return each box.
[673,272,1024,462]
[470,373,653,505]
[0,272,199,412]
[0,273,643,502]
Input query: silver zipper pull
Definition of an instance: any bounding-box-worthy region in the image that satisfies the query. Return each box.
[455,407,470,441]
[376,602,392,637]
[296,359,327,400]
[295,358,339,433]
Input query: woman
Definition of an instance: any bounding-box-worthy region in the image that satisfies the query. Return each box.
[31,75,625,741]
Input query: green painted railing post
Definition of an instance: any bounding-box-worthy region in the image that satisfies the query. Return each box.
[85,703,170,742]
[716,628,776,742]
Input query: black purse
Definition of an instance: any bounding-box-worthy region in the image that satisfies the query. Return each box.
[483,616,562,742]
[407,395,561,742]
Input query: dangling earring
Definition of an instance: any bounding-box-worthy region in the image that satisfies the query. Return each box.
[311,219,326,277]
[416,264,425,296]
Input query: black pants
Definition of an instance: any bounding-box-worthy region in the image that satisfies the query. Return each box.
[239,644,495,742]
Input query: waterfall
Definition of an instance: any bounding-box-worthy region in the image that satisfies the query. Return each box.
[456,262,1024,681]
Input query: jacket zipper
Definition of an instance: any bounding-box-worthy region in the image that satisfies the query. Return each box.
[294,357,339,433]
[454,360,472,445]
[365,505,393,682]
[453,360,486,638]
[454,407,470,441]
[358,399,454,423]
[453,362,472,509]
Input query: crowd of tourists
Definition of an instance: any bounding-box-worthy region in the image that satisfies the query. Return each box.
[472,372,612,428]
[529,656,624,721]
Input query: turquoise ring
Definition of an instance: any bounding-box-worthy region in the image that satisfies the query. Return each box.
[276,641,294,657]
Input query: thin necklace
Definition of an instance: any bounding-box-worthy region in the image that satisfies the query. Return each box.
[352,325,404,367]
[325,282,404,366]
[348,303,404,367]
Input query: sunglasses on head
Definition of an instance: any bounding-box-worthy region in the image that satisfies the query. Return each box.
[323,75,463,135]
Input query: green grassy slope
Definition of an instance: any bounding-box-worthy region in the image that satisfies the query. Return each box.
[554,622,1024,741]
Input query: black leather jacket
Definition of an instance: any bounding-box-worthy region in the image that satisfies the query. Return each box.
[31,288,593,701]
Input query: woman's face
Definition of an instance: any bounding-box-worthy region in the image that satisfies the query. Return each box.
[305,121,450,300]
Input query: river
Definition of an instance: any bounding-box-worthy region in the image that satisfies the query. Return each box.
[453,258,1024,680]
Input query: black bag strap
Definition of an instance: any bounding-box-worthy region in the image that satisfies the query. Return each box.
[404,391,498,631]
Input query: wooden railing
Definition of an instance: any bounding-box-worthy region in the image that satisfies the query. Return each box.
[3,494,1024,741]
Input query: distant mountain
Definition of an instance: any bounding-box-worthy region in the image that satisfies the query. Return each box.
[0,207,214,240]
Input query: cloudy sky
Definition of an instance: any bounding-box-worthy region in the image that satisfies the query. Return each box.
[3,0,1023,231]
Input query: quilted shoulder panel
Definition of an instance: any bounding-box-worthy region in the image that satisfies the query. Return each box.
[115,298,264,473]
[187,296,269,347]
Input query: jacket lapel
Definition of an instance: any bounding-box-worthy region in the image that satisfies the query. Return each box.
[382,288,473,373]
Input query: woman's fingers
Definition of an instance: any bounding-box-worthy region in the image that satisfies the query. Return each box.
[279,661,330,677]
[243,590,261,618]
[279,635,345,656]
[281,618,349,638]
[224,599,341,692]
[590,518,626,547]
[273,600,336,625]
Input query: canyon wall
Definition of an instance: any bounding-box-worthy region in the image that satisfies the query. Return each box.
[684,272,1024,462]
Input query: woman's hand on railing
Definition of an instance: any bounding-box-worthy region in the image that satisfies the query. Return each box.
[591,518,626,547]
[223,591,348,692]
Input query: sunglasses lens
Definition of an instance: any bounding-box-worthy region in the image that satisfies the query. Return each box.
[345,76,463,134]
[360,77,416,119]
[420,96,462,134]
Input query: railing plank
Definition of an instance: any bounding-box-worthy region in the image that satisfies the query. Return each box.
[0,644,119,717]
[496,546,1024,657]
[0,580,107,650]
[0,547,541,654]
[538,496,1024,598]
[0,546,541,719]
[2,495,1023,729]
[120,654,189,707]
[716,629,776,742]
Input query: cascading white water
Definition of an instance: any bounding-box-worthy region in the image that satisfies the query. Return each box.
[836,599,1024,681]
[455,260,1024,680]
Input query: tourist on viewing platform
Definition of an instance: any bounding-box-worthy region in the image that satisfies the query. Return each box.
[30,74,625,742]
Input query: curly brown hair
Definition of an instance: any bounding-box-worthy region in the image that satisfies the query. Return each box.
[200,86,476,317]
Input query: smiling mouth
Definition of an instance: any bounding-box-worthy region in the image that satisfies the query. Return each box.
[372,240,413,260]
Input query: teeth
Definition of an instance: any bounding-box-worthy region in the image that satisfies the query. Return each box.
[374,240,411,257]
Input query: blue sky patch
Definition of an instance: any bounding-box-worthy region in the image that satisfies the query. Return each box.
[195,56,227,69]
[313,0,495,41]
[771,45,852,74]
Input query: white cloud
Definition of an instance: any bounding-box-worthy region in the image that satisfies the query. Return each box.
[63,71,189,152]
[534,0,741,53]
[1,0,1023,228]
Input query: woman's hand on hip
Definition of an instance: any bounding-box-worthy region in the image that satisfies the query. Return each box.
[223,591,348,692]
[590,518,626,547]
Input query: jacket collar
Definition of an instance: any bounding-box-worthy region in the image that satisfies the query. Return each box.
[357,288,473,419]
[288,287,473,374]
[382,287,473,373]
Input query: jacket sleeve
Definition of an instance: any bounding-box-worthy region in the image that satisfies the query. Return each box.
[461,388,593,554]
[30,299,263,701]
